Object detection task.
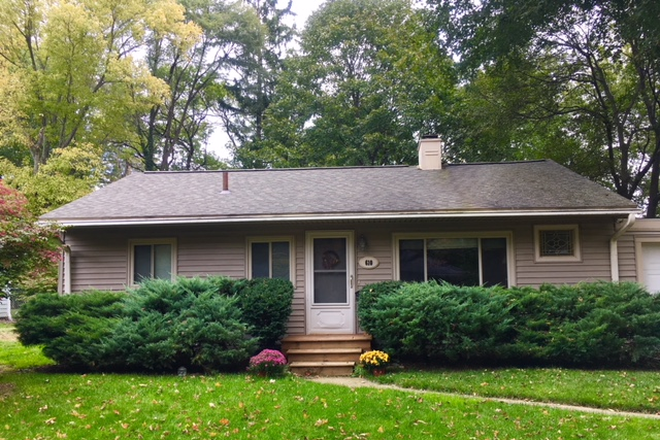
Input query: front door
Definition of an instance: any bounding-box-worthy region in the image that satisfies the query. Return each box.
[306,231,355,334]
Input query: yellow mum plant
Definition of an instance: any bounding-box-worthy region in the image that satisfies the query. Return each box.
[358,350,390,375]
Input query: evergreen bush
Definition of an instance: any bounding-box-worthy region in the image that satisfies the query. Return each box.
[15,291,126,368]
[234,278,294,349]
[359,280,660,368]
[15,276,293,371]
[360,282,514,362]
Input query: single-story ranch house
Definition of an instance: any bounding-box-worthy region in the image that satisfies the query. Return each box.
[40,137,660,374]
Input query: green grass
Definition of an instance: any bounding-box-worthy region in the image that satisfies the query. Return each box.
[0,341,56,370]
[1,323,659,439]
[0,322,55,370]
[1,372,659,439]
[375,368,660,414]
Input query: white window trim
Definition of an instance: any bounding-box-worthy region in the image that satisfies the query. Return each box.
[128,238,177,285]
[246,236,295,285]
[534,224,581,263]
[392,231,515,287]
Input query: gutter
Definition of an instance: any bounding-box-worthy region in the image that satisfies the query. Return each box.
[610,212,637,282]
[43,208,640,228]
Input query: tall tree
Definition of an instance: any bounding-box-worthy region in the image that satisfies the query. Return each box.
[430,0,660,215]
[0,145,105,216]
[120,0,259,171]
[0,0,199,173]
[216,0,294,168]
[254,0,454,168]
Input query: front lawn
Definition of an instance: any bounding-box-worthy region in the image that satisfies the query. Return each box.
[1,324,659,439]
[375,368,660,414]
[1,372,659,439]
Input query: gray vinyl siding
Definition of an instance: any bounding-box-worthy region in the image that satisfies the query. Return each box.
[617,234,637,282]
[355,228,393,291]
[64,215,625,335]
[67,229,128,292]
[514,220,614,287]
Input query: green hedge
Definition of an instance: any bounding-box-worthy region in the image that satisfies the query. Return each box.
[358,281,660,368]
[16,276,294,372]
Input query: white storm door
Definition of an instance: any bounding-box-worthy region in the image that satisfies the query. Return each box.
[306,232,355,334]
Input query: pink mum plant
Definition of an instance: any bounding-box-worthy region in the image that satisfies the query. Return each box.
[247,349,288,377]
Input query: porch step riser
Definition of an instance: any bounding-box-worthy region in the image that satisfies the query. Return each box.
[287,353,360,363]
[282,341,372,351]
[289,366,355,377]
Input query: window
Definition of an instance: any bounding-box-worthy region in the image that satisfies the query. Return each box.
[129,240,176,284]
[248,237,293,281]
[396,234,510,287]
[534,225,580,262]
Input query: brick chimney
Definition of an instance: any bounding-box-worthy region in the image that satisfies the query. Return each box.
[418,135,443,170]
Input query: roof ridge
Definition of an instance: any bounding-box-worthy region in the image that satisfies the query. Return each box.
[142,165,411,174]
[445,159,549,167]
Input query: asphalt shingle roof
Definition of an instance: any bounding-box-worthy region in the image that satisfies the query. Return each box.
[41,160,638,225]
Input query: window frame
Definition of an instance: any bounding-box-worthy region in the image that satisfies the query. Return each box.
[534,224,581,262]
[246,236,295,284]
[393,232,514,287]
[128,238,177,285]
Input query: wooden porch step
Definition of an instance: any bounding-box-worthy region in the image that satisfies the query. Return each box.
[282,334,372,351]
[282,334,372,376]
[287,348,363,355]
[289,361,356,377]
[283,334,372,342]
[287,348,363,363]
[290,361,355,368]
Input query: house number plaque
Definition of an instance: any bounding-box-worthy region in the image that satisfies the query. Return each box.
[358,256,380,269]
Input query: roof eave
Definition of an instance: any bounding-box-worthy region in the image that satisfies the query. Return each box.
[43,207,641,228]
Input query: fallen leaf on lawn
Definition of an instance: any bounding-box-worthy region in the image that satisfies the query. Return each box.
[315,419,328,427]
[45,418,56,425]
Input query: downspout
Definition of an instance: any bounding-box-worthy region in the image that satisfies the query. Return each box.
[610,213,636,282]
[63,245,71,294]
[60,232,71,295]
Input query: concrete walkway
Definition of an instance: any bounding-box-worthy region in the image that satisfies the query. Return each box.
[308,376,660,420]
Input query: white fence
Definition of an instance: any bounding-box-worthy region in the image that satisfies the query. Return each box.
[0,296,10,320]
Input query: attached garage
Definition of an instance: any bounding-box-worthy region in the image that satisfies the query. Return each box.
[640,242,660,293]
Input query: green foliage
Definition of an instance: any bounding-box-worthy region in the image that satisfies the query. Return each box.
[431,0,660,215]
[234,278,293,349]
[219,0,294,169]
[359,281,660,368]
[0,145,105,216]
[357,280,405,327]
[0,0,199,171]
[15,276,293,371]
[361,282,514,362]
[15,291,126,368]
[253,0,455,168]
[510,282,660,367]
[101,277,258,371]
